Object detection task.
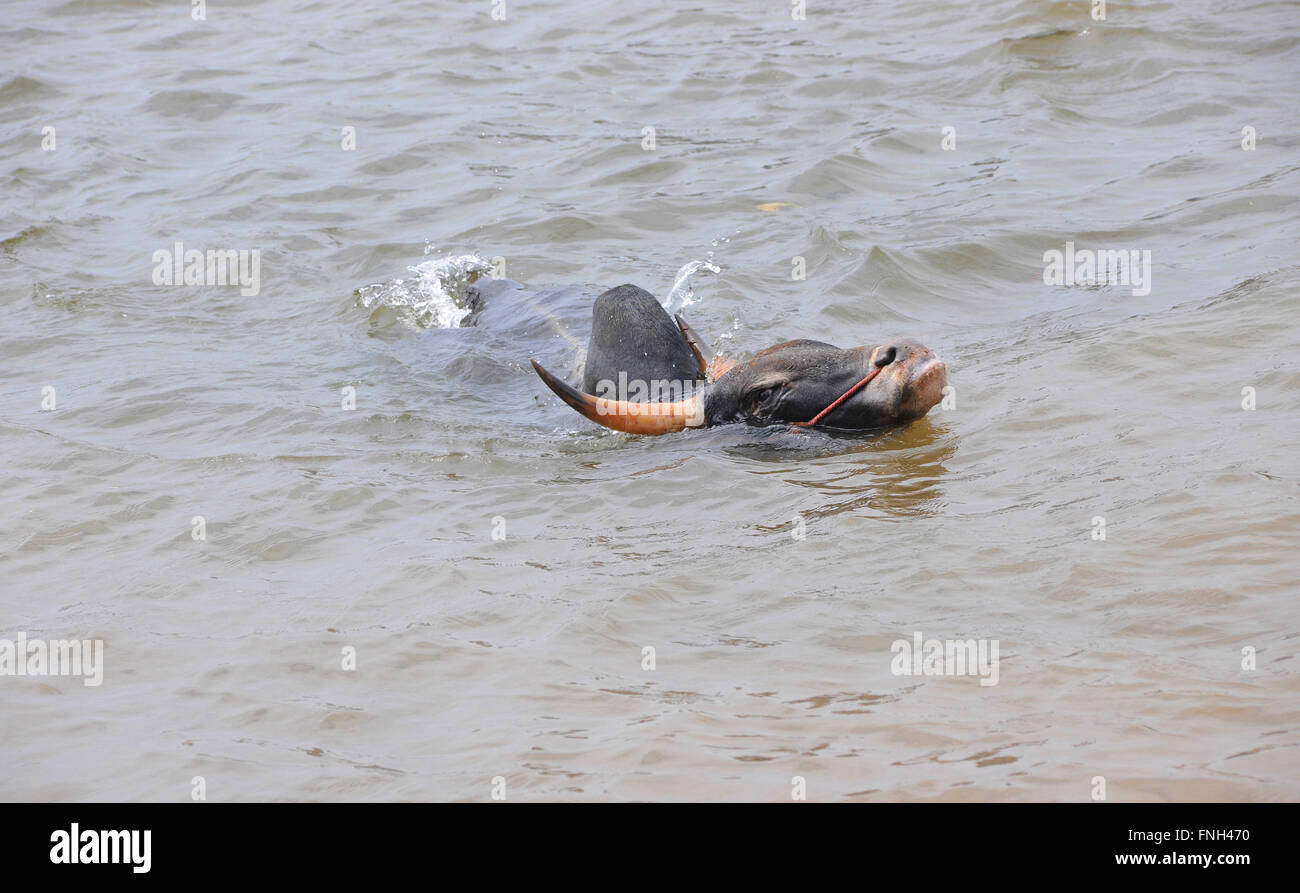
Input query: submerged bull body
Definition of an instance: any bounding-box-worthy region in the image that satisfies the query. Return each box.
[531,284,946,435]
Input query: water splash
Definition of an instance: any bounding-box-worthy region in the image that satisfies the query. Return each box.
[355,252,493,329]
[663,259,720,314]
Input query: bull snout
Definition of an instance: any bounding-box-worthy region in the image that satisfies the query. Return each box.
[900,343,947,415]
[856,340,947,420]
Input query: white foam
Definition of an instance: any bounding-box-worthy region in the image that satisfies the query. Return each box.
[356,252,493,329]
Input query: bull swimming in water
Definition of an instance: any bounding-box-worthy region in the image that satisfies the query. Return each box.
[529,284,947,435]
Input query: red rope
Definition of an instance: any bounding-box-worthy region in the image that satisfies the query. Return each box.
[794,365,885,428]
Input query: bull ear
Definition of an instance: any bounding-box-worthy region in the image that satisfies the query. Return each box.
[675,314,735,382]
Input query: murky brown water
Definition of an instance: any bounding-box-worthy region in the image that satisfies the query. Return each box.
[2,0,1298,801]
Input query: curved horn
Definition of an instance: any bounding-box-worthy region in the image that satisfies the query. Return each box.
[530,359,704,435]
[675,314,735,382]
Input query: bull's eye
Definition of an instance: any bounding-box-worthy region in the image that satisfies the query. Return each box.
[747,386,779,416]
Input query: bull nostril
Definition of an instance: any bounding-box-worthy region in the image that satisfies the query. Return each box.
[874,346,897,368]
